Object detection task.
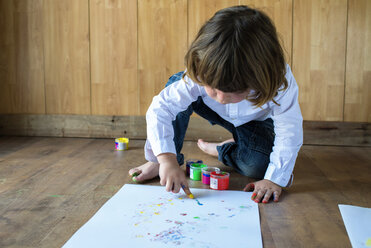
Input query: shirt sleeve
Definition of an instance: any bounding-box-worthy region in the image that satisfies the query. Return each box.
[264,65,303,187]
[145,76,203,162]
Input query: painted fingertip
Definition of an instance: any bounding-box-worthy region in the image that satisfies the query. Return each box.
[252,193,257,199]
[262,200,268,204]
[131,172,139,177]
[132,177,137,182]
[254,199,259,203]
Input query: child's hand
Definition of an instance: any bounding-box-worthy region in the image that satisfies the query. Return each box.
[243,179,282,203]
[157,153,188,194]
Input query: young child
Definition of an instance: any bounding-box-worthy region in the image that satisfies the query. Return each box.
[129,5,303,204]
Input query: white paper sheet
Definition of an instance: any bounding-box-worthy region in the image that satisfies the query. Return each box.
[339,204,371,248]
[63,184,262,248]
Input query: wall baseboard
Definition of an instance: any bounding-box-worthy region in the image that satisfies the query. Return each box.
[0,114,370,146]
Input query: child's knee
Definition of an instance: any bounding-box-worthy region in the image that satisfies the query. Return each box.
[235,153,269,179]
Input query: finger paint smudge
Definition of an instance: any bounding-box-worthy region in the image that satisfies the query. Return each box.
[194,198,203,206]
[366,238,371,247]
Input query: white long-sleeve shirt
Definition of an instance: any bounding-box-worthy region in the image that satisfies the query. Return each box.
[145,65,303,187]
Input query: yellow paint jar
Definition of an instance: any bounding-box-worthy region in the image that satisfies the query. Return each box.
[115,137,129,150]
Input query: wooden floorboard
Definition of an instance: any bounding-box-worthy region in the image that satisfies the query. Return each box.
[0,137,370,247]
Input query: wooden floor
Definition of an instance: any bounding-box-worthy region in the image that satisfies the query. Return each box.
[0,137,370,248]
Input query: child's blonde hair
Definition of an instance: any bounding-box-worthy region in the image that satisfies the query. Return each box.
[184,5,288,107]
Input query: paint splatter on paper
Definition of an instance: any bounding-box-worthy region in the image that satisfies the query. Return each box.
[366,238,371,247]
[194,198,203,206]
[62,185,262,248]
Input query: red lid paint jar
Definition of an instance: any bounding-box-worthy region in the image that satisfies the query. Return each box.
[190,163,207,181]
[186,159,203,176]
[210,171,230,190]
[201,167,220,185]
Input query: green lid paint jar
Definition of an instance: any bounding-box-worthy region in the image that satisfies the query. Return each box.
[190,163,207,181]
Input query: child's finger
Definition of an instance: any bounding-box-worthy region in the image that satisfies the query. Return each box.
[181,183,191,195]
[160,177,166,186]
[262,190,273,204]
[254,190,266,203]
[251,189,258,200]
[172,182,181,194]
[243,183,255,192]
[165,180,174,192]
[273,191,280,202]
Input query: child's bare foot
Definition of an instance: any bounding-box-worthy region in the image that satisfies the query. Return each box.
[129,161,160,182]
[197,138,235,157]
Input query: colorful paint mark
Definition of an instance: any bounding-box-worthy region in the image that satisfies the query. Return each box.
[130,190,256,247]
[16,189,26,195]
[151,226,185,245]
[194,198,203,206]
[49,195,63,198]
[366,238,371,247]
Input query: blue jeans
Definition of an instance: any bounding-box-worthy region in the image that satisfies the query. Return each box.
[166,72,275,179]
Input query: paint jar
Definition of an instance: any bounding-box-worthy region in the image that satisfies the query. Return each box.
[210,171,230,190]
[115,137,129,150]
[201,167,220,185]
[190,163,207,181]
[186,159,203,176]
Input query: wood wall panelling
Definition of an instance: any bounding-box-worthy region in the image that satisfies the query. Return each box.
[0,0,16,113]
[293,0,347,121]
[44,0,90,114]
[0,0,45,114]
[240,0,292,65]
[90,0,139,116]
[138,0,188,115]
[188,0,239,46]
[344,0,371,122]
[0,0,370,124]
